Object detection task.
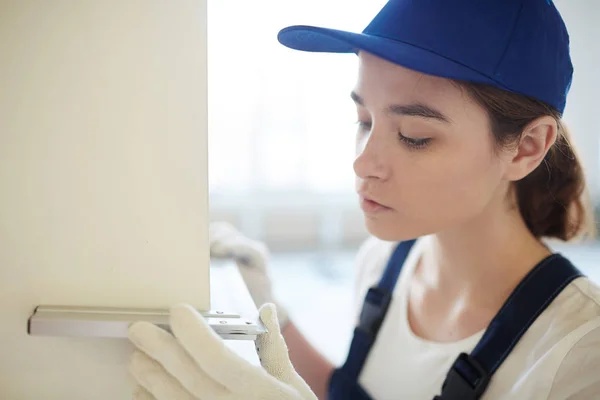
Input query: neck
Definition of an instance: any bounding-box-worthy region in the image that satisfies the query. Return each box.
[418,192,552,307]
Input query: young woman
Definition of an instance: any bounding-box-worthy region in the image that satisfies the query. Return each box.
[127,0,600,399]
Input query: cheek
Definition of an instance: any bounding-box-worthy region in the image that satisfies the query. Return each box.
[434,152,504,207]
[378,141,505,237]
[437,150,501,199]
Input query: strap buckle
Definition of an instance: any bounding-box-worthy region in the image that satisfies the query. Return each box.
[438,352,490,400]
[357,286,392,337]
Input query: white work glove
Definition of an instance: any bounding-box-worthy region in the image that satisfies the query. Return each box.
[128,303,317,400]
[209,221,289,328]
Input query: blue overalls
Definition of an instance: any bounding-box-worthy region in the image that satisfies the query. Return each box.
[327,239,584,400]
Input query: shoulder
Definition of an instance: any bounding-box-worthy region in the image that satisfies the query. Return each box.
[529,276,600,399]
[351,236,397,319]
[488,276,600,399]
[353,235,397,285]
[546,315,600,399]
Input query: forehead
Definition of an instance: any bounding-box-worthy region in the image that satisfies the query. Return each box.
[354,51,474,111]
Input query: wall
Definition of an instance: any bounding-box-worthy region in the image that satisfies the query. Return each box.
[554,0,600,206]
[0,1,209,398]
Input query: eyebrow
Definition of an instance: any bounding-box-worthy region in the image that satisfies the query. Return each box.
[350,91,451,123]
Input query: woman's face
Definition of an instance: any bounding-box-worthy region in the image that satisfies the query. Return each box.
[353,52,513,241]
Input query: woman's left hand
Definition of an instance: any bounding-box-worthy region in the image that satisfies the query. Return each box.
[127,302,317,400]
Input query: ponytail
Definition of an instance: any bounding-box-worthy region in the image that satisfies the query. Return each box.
[457,81,596,242]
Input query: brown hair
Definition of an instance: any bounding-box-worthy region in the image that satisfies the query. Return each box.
[456,81,596,242]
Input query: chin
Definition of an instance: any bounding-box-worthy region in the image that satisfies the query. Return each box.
[363,217,422,242]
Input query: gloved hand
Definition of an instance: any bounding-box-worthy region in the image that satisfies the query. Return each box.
[128,303,316,400]
[209,221,289,328]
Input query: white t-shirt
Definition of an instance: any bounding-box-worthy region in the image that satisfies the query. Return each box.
[351,235,600,400]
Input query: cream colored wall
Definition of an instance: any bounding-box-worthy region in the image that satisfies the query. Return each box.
[0,1,209,398]
[554,0,600,204]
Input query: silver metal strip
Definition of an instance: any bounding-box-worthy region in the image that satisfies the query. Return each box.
[27,305,266,341]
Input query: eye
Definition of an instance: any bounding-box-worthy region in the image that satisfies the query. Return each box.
[398,132,431,149]
[355,120,431,150]
[356,120,372,132]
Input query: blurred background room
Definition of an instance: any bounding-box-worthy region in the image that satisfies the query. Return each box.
[206,0,600,365]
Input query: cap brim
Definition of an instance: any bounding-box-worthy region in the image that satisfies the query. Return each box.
[277,25,500,88]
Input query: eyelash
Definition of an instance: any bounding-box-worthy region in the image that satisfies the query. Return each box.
[355,121,431,150]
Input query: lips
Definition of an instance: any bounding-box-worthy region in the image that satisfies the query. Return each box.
[358,192,392,214]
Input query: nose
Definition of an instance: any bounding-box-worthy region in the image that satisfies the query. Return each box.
[353,125,390,181]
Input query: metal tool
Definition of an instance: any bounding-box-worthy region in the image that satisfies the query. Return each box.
[27,304,266,340]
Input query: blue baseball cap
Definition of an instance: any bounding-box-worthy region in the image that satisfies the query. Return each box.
[277,0,573,114]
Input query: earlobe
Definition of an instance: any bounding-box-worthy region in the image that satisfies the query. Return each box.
[506,116,558,181]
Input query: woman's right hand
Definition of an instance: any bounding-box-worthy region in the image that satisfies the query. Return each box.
[209,221,289,328]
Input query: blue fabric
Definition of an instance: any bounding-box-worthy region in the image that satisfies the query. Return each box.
[435,254,583,399]
[277,0,572,113]
[378,239,416,292]
[453,254,583,383]
[328,240,415,400]
[327,240,584,400]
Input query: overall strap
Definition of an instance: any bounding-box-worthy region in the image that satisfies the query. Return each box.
[377,239,417,291]
[435,254,584,400]
[343,239,417,380]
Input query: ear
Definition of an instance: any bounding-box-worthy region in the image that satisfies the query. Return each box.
[504,116,558,181]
